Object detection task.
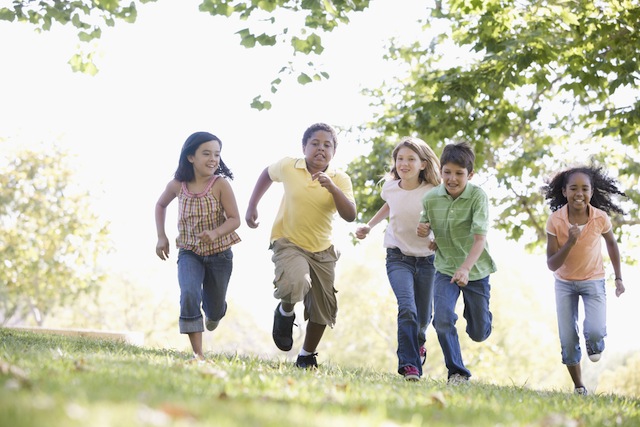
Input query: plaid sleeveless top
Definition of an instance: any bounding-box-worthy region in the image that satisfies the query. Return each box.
[176,175,241,256]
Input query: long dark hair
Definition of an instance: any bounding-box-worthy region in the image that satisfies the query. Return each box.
[543,165,625,214]
[174,131,234,182]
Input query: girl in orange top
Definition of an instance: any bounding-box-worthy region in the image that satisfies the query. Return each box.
[545,165,626,395]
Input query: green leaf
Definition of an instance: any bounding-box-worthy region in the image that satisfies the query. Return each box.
[297,73,313,84]
[0,8,16,21]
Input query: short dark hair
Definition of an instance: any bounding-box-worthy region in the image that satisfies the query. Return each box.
[440,141,475,173]
[302,123,338,149]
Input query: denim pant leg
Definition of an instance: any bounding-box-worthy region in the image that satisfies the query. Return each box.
[415,255,436,347]
[555,279,581,365]
[581,279,607,357]
[201,248,234,323]
[177,250,206,334]
[433,272,471,378]
[461,276,492,343]
[386,249,421,374]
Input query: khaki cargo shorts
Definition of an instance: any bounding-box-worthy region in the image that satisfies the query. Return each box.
[270,238,340,327]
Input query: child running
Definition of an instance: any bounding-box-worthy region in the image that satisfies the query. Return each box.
[245,122,356,369]
[417,141,497,384]
[155,131,241,362]
[355,136,441,381]
[544,165,626,395]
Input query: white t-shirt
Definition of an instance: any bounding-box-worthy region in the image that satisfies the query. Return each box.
[381,180,435,257]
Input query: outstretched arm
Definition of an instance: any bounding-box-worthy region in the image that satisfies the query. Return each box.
[245,168,273,229]
[155,180,180,260]
[355,203,389,239]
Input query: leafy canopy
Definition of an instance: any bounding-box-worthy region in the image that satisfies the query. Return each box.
[348,0,640,252]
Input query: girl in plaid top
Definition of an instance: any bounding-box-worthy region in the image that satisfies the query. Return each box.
[155,131,241,362]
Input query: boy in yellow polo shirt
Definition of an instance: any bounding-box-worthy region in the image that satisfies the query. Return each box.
[245,123,356,368]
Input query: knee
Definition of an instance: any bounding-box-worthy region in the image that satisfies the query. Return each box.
[468,326,492,342]
[433,312,456,332]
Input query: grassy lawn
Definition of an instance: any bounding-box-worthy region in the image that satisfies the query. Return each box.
[1,328,638,427]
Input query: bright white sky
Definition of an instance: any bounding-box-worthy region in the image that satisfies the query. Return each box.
[1,0,637,364]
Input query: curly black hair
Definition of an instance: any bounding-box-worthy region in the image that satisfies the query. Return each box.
[543,165,625,214]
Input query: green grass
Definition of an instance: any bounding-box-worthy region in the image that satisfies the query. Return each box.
[1,328,638,427]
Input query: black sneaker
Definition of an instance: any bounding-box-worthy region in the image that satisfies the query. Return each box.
[272,303,295,351]
[295,353,318,369]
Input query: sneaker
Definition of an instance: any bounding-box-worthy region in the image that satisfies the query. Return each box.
[402,365,420,381]
[295,353,318,369]
[448,373,469,385]
[272,303,296,351]
[574,386,588,395]
[588,353,601,362]
[420,345,427,366]
[205,317,220,331]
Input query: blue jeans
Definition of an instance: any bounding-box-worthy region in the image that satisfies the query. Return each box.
[386,248,436,375]
[433,272,492,378]
[177,248,233,334]
[554,278,607,366]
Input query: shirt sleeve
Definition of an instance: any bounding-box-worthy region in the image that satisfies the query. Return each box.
[469,188,489,235]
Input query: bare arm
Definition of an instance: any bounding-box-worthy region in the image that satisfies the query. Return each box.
[245,168,273,229]
[546,224,581,271]
[355,203,389,239]
[155,180,180,260]
[197,178,241,243]
[311,171,357,222]
[603,229,625,297]
[451,234,486,286]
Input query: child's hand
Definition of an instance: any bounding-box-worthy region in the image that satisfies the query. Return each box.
[615,278,625,297]
[567,223,581,246]
[156,238,170,260]
[355,225,370,240]
[245,207,260,228]
[312,172,336,192]
[197,230,218,243]
[428,239,437,251]
[451,267,470,287]
[417,222,431,238]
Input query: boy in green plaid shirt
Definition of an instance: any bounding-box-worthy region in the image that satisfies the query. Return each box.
[417,141,497,384]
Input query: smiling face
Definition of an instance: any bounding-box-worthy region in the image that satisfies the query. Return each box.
[303,130,335,174]
[562,171,593,214]
[441,162,473,199]
[395,146,426,185]
[188,139,220,179]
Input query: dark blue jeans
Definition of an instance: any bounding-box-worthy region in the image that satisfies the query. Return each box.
[385,248,436,375]
[433,272,492,378]
[177,248,233,334]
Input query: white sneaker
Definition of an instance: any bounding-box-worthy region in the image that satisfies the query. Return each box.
[447,373,469,385]
[588,353,601,362]
[574,386,588,395]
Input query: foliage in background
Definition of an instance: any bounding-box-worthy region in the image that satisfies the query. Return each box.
[0,0,371,108]
[1,329,639,427]
[0,145,112,326]
[348,0,640,252]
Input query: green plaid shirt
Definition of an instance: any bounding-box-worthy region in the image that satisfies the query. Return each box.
[420,183,497,280]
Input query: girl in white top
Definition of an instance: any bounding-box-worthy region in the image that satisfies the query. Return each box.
[356,137,441,380]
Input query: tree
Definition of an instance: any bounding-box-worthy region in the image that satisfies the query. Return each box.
[0,0,371,108]
[348,0,640,251]
[0,144,112,326]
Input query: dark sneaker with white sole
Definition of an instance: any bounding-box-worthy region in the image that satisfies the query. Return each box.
[295,353,318,369]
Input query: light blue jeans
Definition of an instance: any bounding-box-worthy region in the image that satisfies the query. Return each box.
[554,278,607,366]
[385,248,436,376]
[177,248,233,334]
[432,272,492,379]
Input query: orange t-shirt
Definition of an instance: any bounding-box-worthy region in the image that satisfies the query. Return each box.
[546,205,612,281]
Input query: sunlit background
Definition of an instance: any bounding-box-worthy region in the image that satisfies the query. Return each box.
[1,0,638,394]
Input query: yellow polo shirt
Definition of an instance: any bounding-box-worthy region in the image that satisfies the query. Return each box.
[268,157,354,253]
